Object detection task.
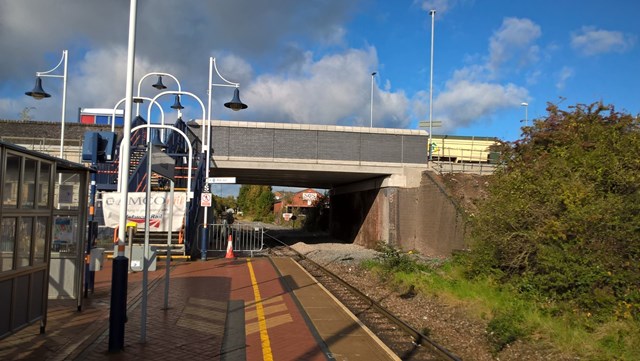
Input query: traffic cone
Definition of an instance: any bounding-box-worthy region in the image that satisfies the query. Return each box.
[225,234,235,259]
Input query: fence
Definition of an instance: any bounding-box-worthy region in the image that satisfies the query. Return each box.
[201,223,264,256]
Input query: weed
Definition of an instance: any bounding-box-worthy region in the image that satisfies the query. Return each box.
[487,308,525,353]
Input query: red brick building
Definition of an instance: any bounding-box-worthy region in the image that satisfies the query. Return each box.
[273,188,324,218]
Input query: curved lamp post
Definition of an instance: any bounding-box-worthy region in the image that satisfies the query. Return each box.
[136,72,182,140]
[202,57,247,260]
[25,50,68,160]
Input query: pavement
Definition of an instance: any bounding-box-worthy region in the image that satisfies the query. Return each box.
[0,256,328,360]
[0,255,399,361]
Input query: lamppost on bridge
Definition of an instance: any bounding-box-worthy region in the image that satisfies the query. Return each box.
[521,102,529,127]
[370,71,376,128]
[428,9,436,160]
[200,57,247,261]
[25,50,68,160]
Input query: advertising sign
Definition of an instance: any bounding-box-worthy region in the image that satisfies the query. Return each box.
[101,191,187,232]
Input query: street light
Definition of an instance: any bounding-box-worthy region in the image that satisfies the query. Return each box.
[370,72,377,128]
[201,57,247,260]
[136,72,182,141]
[428,9,436,160]
[25,50,68,160]
[521,102,529,127]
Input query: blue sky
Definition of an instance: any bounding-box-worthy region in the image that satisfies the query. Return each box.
[1,0,638,195]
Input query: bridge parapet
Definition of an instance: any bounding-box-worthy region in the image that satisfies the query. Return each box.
[209,120,428,165]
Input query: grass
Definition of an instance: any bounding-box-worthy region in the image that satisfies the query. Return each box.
[362,247,640,360]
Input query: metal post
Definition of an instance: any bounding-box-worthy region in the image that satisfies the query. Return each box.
[164,180,174,310]
[428,9,436,160]
[59,50,68,160]
[140,141,152,343]
[110,0,137,352]
[370,72,376,127]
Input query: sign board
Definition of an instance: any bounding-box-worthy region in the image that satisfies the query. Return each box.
[207,177,236,184]
[302,192,318,202]
[201,193,212,207]
[101,191,187,232]
[282,213,293,221]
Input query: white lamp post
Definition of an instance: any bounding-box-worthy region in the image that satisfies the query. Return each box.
[370,72,376,127]
[202,57,247,260]
[135,72,183,141]
[521,102,529,127]
[428,9,436,160]
[25,50,68,160]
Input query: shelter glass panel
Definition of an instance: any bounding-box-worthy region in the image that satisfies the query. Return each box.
[52,216,79,256]
[55,173,81,211]
[22,158,37,208]
[16,217,33,268]
[1,217,16,272]
[33,217,47,264]
[38,163,51,208]
[3,155,20,208]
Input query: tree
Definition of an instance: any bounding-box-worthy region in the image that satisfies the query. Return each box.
[465,102,640,319]
[237,185,274,222]
[19,107,35,121]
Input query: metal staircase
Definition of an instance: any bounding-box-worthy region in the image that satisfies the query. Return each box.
[95,116,206,259]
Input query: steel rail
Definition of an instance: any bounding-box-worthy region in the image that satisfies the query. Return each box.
[264,231,461,361]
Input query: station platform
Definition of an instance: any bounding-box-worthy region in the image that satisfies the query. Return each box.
[0,257,399,360]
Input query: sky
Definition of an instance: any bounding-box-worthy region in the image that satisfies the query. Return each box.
[1,0,639,194]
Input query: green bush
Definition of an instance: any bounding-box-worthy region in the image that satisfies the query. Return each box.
[465,102,640,321]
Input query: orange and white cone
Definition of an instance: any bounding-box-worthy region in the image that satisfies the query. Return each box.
[225,234,235,259]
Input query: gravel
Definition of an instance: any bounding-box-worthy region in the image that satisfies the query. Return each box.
[289,241,578,361]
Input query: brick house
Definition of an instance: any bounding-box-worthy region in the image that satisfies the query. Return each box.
[273,188,325,218]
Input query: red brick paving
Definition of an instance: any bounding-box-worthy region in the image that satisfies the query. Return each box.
[0,257,327,360]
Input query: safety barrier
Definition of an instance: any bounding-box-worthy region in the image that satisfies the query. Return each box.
[201,223,264,256]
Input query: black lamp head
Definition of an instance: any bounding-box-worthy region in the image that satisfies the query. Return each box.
[25,77,51,100]
[224,88,248,111]
[170,94,184,110]
[152,75,167,90]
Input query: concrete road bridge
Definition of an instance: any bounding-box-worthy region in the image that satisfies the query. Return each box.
[205,120,429,192]
[0,119,468,257]
[200,121,465,257]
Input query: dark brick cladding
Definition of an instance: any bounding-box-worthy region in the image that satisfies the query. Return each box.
[0,119,120,141]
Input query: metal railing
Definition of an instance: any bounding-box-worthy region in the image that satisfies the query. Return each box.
[430,160,497,175]
[199,223,264,256]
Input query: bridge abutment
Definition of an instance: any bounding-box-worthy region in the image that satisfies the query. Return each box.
[329,171,467,257]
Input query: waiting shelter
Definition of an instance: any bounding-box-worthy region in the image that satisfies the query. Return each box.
[0,140,92,339]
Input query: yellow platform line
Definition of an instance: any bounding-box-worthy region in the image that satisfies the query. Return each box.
[247,259,273,361]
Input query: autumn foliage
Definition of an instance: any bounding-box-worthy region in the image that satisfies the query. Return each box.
[465,102,640,321]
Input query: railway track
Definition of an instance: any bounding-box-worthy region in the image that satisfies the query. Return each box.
[265,234,461,361]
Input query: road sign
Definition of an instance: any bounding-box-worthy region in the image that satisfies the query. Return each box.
[201,193,212,207]
[207,177,236,184]
[282,213,293,221]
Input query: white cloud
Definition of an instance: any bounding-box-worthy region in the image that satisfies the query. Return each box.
[555,66,574,90]
[243,47,411,128]
[416,0,462,15]
[571,26,636,56]
[413,17,536,131]
[432,79,528,130]
[487,18,541,76]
